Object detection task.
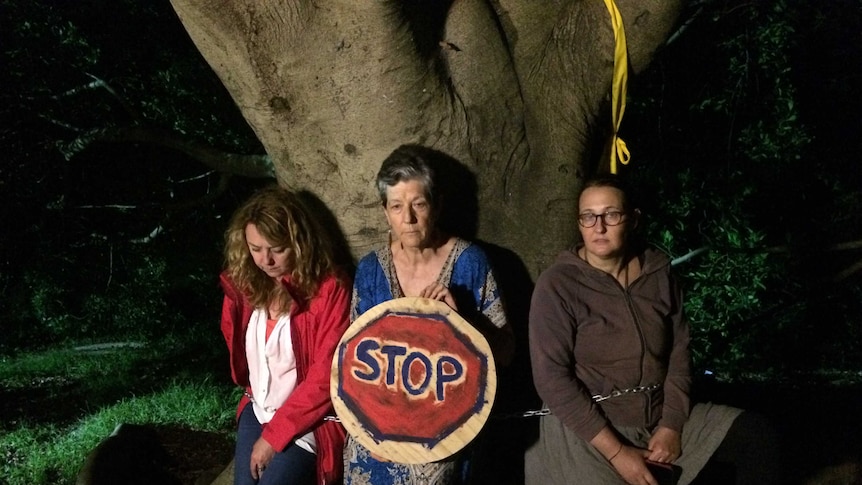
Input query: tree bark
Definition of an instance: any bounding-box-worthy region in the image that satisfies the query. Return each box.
[169,0,683,276]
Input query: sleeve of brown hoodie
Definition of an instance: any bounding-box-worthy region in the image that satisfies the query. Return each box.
[657,268,692,433]
[529,263,609,442]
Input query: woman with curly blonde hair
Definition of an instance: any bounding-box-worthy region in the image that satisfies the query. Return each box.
[220,186,350,485]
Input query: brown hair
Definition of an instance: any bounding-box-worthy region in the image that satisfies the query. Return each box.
[224,186,337,311]
[575,173,644,249]
[577,173,637,213]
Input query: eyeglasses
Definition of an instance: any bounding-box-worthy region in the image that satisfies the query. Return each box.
[577,211,625,228]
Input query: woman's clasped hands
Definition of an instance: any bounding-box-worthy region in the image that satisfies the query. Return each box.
[611,427,681,485]
[418,282,457,311]
[610,445,663,485]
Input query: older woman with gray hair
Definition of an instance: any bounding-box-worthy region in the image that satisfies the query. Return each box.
[344,144,514,485]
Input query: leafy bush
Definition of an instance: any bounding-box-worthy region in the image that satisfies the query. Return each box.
[637,169,779,376]
[6,224,228,353]
[628,0,862,379]
[0,0,262,353]
[81,255,172,338]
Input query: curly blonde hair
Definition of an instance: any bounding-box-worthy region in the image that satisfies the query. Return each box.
[224,186,337,311]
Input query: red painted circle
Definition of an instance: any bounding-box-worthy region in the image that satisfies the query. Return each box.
[331,297,496,463]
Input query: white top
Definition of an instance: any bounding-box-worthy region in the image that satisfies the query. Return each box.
[246,308,316,453]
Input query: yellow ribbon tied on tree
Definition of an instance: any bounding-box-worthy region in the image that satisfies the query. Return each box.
[604,0,630,174]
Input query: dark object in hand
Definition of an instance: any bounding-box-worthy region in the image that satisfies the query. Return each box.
[646,460,682,485]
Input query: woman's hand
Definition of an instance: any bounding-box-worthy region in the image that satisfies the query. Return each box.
[419,282,458,311]
[610,445,661,485]
[591,426,658,485]
[647,426,681,463]
[250,437,276,480]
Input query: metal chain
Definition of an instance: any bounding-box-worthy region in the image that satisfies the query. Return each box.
[322,409,552,423]
[490,408,551,420]
[247,385,661,422]
[591,383,661,403]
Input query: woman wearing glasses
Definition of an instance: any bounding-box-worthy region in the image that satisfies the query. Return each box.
[526,175,778,485]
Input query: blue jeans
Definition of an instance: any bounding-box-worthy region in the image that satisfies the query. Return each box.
[234,403,316,485]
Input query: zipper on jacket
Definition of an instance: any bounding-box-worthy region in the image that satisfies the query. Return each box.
[622,287,652,425]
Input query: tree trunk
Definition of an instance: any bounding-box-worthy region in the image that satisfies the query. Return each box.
[169,0,682,277]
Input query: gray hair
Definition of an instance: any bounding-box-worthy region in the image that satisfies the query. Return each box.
[375,145,437,206]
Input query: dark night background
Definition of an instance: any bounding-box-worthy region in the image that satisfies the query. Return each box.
[1,1,861,484]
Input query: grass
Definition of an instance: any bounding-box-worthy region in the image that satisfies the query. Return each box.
[0,337,237,485]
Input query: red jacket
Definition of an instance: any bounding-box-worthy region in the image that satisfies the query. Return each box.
[220,271,349,485]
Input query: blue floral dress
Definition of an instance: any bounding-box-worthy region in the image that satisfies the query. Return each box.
[344,238,507,485]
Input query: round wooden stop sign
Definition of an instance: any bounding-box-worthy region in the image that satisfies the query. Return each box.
[331,297,496,464]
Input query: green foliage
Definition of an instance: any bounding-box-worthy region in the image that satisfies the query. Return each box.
[80,256,171,338]
[627,0,862,378]
[0,347,125,386]
[712,0,811,166]
[0,381,235,485]
[13,244,218,348]
[0,0,265,352]
[1,425,62,484]
[0,340,234,485]
[25,272,75,339]
[638,169,778,375]
[0,6,255,481]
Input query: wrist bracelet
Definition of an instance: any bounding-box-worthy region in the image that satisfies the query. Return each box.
[609,443,623,462]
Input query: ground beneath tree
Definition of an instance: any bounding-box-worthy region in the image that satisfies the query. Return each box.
[4,374,862,484]
[0,378,234,484]
[152,426,233,485]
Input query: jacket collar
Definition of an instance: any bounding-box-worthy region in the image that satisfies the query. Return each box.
[561,245,670,277]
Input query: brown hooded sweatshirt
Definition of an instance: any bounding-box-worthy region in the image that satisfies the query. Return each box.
[529,246,691,442]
